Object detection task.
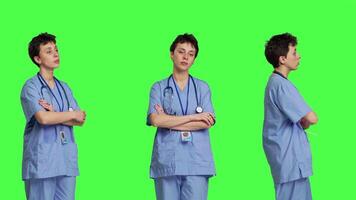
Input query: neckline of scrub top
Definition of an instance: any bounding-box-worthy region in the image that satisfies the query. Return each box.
[37,73,69,112]
[273,70,288,80]
[172,76,191,115]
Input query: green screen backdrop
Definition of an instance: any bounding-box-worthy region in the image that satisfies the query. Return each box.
[1,0,356,199]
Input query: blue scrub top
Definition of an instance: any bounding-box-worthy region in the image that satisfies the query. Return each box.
[263,73,312,184]
[20,75,80,180]
[147,76,216,179]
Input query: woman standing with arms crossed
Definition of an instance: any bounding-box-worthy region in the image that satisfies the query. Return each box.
[147,33,216,200]
[21,33,86,200]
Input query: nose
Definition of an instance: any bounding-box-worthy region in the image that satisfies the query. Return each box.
[182,53,188,60]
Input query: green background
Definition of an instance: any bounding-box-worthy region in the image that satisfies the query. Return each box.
[1,0,355,199]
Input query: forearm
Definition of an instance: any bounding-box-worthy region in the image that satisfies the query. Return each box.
[62,120,83,127]
[300,111,318,129]
[171,121,211,131]
[35,111,74,125]
[150,113,193,129]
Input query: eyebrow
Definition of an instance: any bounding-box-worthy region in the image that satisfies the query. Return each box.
[45,46,55,49]
[177,48,195,53]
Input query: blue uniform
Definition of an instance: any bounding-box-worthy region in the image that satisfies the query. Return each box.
[147,76,215,200]
[263,73,313,199]
[155,176,209,200]
[25,176,76,200]
[21,75,80,200]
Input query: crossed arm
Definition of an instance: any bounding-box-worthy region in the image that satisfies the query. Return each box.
[299,111,318,129]
[35,99,86,126]
[149,104,215,131]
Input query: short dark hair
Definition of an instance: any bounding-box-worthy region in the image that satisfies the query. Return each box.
[264,33,297,68]
[28,33,56,67]
[170,33,199,58]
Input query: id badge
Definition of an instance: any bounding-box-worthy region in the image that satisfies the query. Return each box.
[60,131,68,144]
[181,131,192,142]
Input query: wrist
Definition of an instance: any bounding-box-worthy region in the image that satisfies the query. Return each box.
[186,114,195,122]
[70,111,76,121]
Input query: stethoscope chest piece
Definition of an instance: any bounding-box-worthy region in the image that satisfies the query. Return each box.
[196,106,203,113]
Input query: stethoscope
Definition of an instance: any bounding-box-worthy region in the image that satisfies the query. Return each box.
[37,73,73,144]
[164,74,203,114]
[37,73,72,112]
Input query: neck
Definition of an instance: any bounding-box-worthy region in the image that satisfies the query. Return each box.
[274,66,290,78]
[173,68,189,83]
[39,67,54,82]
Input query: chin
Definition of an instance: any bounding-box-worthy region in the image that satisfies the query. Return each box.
[176,66,190,72]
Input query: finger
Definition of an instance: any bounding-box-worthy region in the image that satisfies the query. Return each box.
[203,116,212,126]
[154,104,162,110]
[207,116,213,125]
[39,100,49,105]
[39,103,48,108]
[155,105,164,113]
[207,112,215,118]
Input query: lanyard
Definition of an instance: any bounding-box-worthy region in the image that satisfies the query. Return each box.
[172,76,190,115]
[37,73,65,112]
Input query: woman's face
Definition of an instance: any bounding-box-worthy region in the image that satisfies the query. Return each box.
[35,42,60,69]
[170,42,196,72]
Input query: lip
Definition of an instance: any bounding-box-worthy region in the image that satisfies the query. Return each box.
[54,59,60,64]
[180,62,188,66]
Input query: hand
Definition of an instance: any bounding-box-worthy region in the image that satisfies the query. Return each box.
[300,117,310,129]
[192,112,215,126]
[39,99,54,111]
[154,104,165,114]
[73,110,86,123]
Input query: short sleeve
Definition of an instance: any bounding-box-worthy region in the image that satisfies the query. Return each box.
[275,83,311,123]
[146,82,162,126]
[200,81,215,116]
[20,81,44,123]
[62,82,80,111]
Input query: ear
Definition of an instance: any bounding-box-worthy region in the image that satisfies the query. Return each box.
[170,51,174,60]
[279,55,287,65]
[34,56,42,65]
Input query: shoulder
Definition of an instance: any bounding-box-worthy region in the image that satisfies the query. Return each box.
[267,74,299,97]
[150,77,170,90]
[55,77,76,94]
[21,75,40,92]
[267,74,291,90]
[57,78,70,89]
[191,76,211,91]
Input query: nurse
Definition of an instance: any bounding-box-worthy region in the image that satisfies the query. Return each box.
[263,33,318,200]
[147,33,216,200]
[20,33,86,200]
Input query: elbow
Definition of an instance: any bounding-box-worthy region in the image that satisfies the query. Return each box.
[310,116,318,124]
[151,121,159,127]
[149,115,160,127]
[305,112,318,125]
[37,117,49,125]
[35,112,49,125]
[309,112,318,124]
